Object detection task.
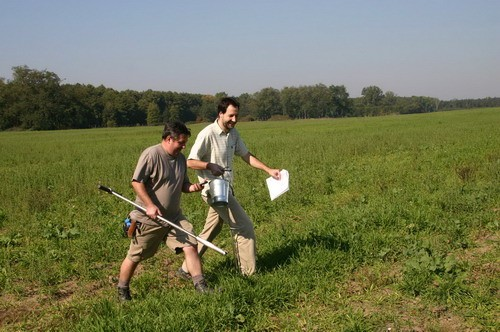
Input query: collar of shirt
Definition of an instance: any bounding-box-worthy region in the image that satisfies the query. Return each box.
[213,119,232,136]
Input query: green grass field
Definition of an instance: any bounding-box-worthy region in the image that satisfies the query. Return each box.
[0,108,498,331]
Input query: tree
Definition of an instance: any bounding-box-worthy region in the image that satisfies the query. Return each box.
[381,90,398,115]
[6,66,66,130]
[5,66,496,131]
[281,86,302,119]
[329,85,353,117]
[402,96,439,114]
[361,85,384,106]
[167,104,181,122]
[198,95,217,122]
[101,89,121,127]
[383,91,397,105]
[0,77,14,129]
[253,87,281,120]
[236,93,256,119]
[120,90,144,126]
[174,92,201,123]
[309,84,333,118]
[57,83,107,128]
[297,86,315,119]
[146,102,161,125]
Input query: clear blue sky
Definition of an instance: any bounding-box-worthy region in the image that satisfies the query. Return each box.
[1,0,499,100]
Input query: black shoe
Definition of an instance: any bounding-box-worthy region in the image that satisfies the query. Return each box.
[194,280,214,293]
[117,286,132,301]
[176,267,191,281]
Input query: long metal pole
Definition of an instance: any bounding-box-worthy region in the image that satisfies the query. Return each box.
[98,185,227,256]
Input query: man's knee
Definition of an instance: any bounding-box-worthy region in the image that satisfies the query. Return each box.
[234,222,255,239]
[183,244,197,252]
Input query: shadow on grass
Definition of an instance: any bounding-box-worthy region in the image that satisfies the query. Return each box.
[258,233,351,273]
[210,232,351,277]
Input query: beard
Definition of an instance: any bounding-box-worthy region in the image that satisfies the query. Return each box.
[223,120,235,130]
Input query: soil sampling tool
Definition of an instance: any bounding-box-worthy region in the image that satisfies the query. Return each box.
[98,184,227,256]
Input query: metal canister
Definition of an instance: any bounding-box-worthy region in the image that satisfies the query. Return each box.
[208,178,230,207]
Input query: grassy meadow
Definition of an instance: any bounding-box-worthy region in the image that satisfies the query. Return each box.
[0,108,498,331]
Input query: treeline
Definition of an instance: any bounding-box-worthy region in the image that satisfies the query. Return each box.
[1,66,498,131]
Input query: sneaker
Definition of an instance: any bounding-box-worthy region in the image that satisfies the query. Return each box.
[117,286,132,301]
[194,279,214,293]
[176,267,191,281]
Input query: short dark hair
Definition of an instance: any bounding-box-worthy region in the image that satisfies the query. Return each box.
[218,97,240,114]
[162,121,191,140]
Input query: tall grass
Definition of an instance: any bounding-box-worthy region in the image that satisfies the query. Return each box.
[0,108,498,331]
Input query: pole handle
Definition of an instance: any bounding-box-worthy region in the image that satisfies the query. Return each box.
[98,185,113,194]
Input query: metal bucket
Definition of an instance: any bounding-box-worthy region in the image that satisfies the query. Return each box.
[208,178,230,207]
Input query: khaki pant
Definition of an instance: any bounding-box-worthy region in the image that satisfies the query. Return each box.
[127,220,197,263]
[198,193,256,275]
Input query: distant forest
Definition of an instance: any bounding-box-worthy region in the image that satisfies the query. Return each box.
[1,66,499,130]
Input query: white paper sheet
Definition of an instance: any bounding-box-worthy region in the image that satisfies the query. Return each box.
[266,169,289,201]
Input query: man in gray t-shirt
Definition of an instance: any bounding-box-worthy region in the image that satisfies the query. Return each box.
[179,97,281,276]
[116,121,212,301]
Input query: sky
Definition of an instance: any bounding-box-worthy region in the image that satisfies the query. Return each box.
[1,0,499,100]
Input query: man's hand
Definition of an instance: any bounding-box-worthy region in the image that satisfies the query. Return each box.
[268,168,281,180]
[207,162,225,176]
[188,182,206,192]
[132,180,162,220]
[145,203,162,220]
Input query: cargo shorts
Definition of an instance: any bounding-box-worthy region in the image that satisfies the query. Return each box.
[126,219,198,263]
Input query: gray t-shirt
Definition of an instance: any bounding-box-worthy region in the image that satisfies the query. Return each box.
[130,143,189,225]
